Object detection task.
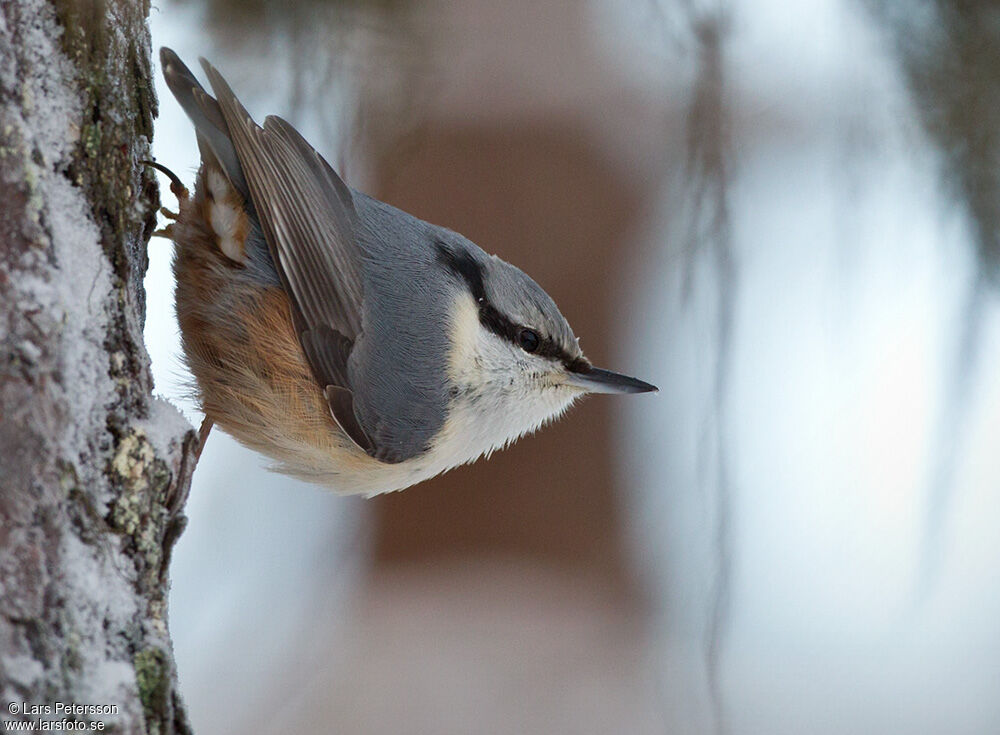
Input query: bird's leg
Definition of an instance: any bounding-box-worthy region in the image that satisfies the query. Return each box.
[195,417,214,461]
[154,211,179,240]
[152,225,176,240]
[161,416,211,575]
[162,417,209,522]
[144,159,189,239]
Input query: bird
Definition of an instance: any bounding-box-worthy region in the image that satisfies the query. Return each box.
[155,47,657,496]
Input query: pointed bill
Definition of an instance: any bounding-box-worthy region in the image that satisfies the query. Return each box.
[565,366,658,395]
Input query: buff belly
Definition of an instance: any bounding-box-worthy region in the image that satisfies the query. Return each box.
[169,164,406,494]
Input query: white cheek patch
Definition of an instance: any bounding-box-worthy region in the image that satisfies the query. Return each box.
[438,296,580,466]
[446,294,483,381]
[206,169,246,263]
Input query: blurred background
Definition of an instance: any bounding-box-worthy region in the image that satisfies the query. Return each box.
[145,0,1000,732]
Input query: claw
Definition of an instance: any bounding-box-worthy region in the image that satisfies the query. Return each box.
[160,206,179,220]
[143,159,190,202]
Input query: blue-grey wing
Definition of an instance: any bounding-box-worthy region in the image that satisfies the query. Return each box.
[196,58,407,460]
[346,196,458,463]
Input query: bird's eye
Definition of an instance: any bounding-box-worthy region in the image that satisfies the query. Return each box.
[518,328,540,353]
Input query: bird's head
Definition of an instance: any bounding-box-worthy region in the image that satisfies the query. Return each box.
[435,240,657,458]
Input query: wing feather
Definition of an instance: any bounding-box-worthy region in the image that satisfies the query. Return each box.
[197,59,386,458]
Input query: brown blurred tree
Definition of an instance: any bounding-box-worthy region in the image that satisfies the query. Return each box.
[368,125,646,597]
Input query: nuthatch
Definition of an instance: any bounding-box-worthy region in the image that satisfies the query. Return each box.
[156,48,657,495]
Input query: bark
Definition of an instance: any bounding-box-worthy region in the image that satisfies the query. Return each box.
[0,1,195,733]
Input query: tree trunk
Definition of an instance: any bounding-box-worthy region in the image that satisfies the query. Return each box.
[1,1,195,732]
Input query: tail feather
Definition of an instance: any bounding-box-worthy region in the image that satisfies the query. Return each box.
[160,47,249,200]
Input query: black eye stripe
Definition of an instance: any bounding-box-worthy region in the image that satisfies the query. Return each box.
[435,242,586,369]
[436,242,488,302]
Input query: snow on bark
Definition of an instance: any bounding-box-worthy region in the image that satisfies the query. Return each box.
[1,1,196,733]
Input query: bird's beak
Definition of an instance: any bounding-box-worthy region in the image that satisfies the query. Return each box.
[564,365,658,395]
